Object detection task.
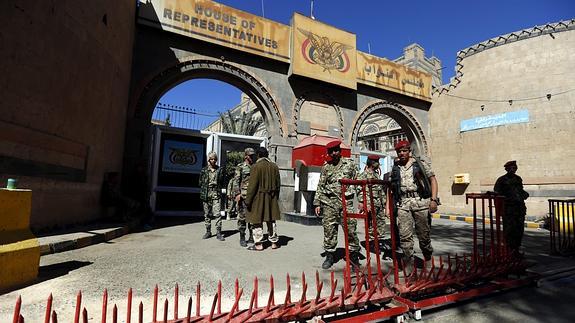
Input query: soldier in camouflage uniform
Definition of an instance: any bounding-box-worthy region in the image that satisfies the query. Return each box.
[234,147,256,247]
[199,152,225,241]
[313,139,361,270]
[357,155,387,244]
[390,141,438,268]
[493,160,529,256]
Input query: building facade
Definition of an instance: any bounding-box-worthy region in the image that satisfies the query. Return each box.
[430,19,575,219]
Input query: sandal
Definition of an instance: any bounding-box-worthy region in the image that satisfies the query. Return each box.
[247,244,264,251]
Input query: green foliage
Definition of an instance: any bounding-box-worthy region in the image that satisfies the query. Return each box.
[218,110,263,136]
[224,151,244,184]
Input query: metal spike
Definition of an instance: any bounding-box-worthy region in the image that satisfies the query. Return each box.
[138,302,143,323]
[112,305,117,323]
[153,285,158,322]
[174,284,179,320]
[82,308,88,323]
[44,293,53,323]
[74,291,82,323]
[127,288,132,323]
[13,295,21,323]
[163,299,168,323]
[196,282,201,317]
[217,280,222,315]
[102,289,108,323]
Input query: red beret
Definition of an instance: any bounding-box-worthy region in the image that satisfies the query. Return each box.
[394,140,411,151]
[326,139,342,150]
[367,154,380,161]
[504,160,517,167]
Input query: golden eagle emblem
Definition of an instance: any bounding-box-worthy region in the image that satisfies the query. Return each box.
[298,28,353,73]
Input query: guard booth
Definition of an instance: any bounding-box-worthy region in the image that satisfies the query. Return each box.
[150,126,266,217]
[291,135,351,216]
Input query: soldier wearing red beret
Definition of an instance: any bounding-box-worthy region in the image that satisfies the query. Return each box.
[494,160,529,256]
[313,139,362,269]
[390,140,438,270]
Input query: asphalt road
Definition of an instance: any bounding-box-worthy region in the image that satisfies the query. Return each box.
[1,217,573,322]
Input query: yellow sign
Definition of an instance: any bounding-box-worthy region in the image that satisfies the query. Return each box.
[138,0,290,62]
[290,13,357,90]
[357,52,432,101]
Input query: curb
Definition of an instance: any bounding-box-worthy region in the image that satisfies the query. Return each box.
[39,226,132,256]
[431,214,546,229]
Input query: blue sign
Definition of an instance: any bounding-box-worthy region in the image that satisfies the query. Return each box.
[460,109,529,132]
[162,140,204,174]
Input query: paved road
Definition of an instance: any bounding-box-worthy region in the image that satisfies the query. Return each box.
[1,217,573,322]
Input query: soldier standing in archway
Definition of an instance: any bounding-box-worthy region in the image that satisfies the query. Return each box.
[234,148,256,247]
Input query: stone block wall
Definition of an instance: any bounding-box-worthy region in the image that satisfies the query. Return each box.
[430,21,575,218]
[0,1,137,229]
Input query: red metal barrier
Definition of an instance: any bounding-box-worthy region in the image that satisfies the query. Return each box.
[10,184,537,322]
[549,199,575,255]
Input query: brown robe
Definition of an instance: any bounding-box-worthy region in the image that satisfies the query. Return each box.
[245,157,281,224]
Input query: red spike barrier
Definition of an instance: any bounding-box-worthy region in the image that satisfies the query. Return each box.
[10,191,539,322]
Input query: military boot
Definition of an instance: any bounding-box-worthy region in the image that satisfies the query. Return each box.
[239,232,247,247]
[216,228,225,241]
[322,252,335,270]
[202,228,212,239]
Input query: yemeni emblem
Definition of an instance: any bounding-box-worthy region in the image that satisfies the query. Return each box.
[298,28,353,73]
[169,148,198,166]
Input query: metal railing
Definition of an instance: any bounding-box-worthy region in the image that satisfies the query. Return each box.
[549,199,575,255]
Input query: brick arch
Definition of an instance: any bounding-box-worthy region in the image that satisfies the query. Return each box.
[350,100,429,155]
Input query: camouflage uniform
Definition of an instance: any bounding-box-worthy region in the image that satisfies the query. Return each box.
[199,166,223,231]
[234,162,251,235]
[226,173,238,218]
[494,173,528,253]
[313,157,360,253]
[357,169,387,241]
[393,156,434,260]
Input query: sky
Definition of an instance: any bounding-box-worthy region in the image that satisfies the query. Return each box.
[156,0,574,128]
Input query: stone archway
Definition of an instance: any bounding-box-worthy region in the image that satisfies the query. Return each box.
[291,92,345,139]
[125,58,287,167]
[350,100,429,155]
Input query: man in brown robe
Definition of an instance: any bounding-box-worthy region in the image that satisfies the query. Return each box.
[245,147,281,251]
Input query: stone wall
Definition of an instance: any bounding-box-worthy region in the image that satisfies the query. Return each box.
[0,1,137,229]
[430,20,575,219]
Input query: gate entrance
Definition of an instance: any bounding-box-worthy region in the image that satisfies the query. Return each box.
[128,0,434,213]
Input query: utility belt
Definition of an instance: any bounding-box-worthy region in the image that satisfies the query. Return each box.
[401,191,419,198]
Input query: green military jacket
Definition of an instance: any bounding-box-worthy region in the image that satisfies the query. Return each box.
[356,169,386,208]
[313,157,357,206]
[199,166,224,202]
[233,162,251,198]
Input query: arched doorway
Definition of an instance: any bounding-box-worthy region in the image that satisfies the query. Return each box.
[350,100,429,158]
[125,58,286,169]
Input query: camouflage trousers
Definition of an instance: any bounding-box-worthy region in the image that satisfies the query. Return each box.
[252,221,279,244]
[396,197,433,260]
[367,204,386,241]
[322,201,360,253]
[203,198,222,231]
[237,199,251,234]
[503,203,526,252]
